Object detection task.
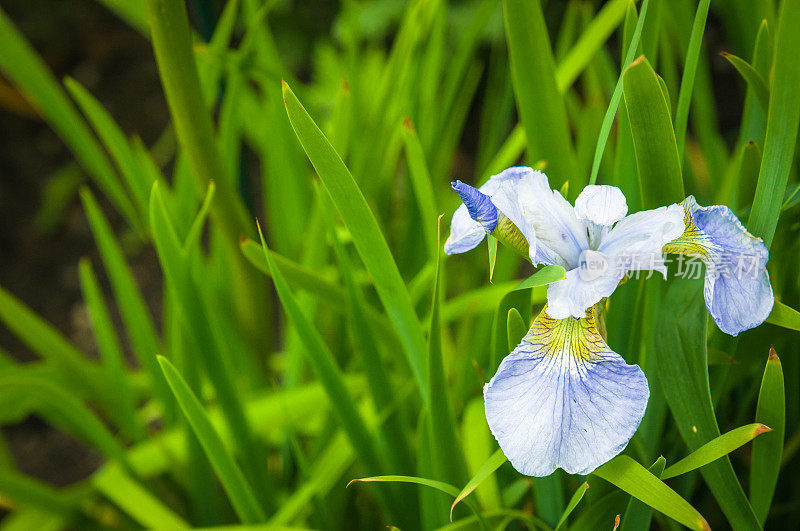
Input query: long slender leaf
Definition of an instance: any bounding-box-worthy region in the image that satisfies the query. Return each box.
[555,481,590,531]
[0,7,141,231]
[282,81,428,399]
[450,449,507,519]
[674,0,711,159]
[720,52,770,113]
[620,456,666,531]
[661,423,772,479]
[502,0,578,193]
[748,0,800,247]
[622,55,685,208]
[158,357,266,524]
[256,224,388,477]
[655,278,761,528]
[750,348,785,524]
[592,455,708,531]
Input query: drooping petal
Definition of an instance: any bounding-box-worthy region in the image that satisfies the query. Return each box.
[599,204,685,277]
[444,167,528,255]
[484,306,649,477]
[491,169,589,267]
[546,251,623,319]
[663,196,774,335]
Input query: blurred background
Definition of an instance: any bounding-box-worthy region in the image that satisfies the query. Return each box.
[0,0,796,529]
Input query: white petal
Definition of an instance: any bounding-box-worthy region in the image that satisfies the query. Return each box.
[546,253,623,319]
[484,307,649,476]
[574,185,628,227]
[599,204,685,276]
[491,170,588,267]
[443,204,486,254]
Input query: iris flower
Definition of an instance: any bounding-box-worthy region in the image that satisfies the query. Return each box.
[446,166,773,476]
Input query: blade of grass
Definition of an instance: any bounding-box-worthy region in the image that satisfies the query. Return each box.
[65,78,151,218]
[157,356,266,524]
[622,55,685,208]
[655,278,761,528]
[554,481,590,531]
[661,423,772,479]
[592,455,708,531]
[750,348,785,524]
[0,376,128,466]
[282,81,428,400]
[256,225,390,478]
[144,0,250,241]
[321,192,415,473]
[747,0,800,247]
[461,399,502,513]
[450,449,507,520]
[149,183,268,503]
[0,285,107,405]
[674,0,711,160]
[720,52,769,113]
[620,457,666,531]
[766,301,800,331]
[80,188,174,421]
[93,466,189,529]
[589,0,650,186]
[402,118,439,259]
[78,259,141,442]
[502,0,578,193]
[556,0,629,91]
[506,308,527,352]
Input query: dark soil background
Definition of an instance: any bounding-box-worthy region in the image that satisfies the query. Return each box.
[0,0,166,487]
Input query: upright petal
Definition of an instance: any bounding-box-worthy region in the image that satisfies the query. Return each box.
[484,306,649,477]
[491,170,588,267]
[451,181,498,233]
[663,196,774,335]
[444,167,527,255]
[599,204,685,277]
[574,185,628,226]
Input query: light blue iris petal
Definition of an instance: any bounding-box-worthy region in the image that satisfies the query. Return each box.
[484,308,649,476]
[444,167,528,255]
[686,197,774,335]
[599,204,686,277]
[491,169,588,267]
[444,204,487,255]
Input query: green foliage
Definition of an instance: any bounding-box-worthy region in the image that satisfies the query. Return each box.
[0,0,798,529]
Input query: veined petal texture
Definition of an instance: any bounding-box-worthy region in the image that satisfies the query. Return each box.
[484,306,649,476]
[663,196,774,335]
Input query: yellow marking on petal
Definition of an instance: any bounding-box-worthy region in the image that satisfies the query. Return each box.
[662,206,712,259]
[527,305,608,365]
[493,213,531,261]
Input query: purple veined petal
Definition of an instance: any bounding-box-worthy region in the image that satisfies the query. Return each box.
[484,306,649,477]
[443,167,529,255]
[664,196,774,336]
